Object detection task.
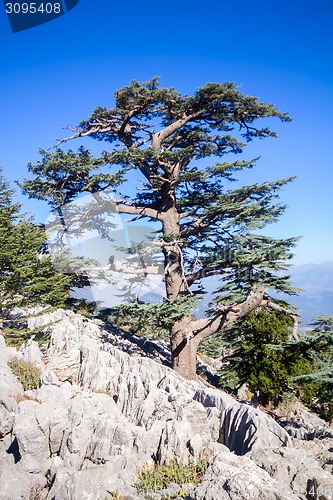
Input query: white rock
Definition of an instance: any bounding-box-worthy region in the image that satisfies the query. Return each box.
[191,451,298,499]
[0,310,332,500]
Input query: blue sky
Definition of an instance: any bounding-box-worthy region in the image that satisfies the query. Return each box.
[0,0,332,265]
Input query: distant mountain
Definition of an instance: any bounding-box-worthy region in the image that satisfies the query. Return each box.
[194,263,333,327]
[288,262,333,326]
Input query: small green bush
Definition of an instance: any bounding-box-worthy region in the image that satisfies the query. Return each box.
[8,357,41,390]
[133,459,207,497]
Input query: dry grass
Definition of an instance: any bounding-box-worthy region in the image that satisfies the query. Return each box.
[12,392,41,404]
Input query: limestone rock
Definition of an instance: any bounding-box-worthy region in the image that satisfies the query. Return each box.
[20,337,45,371]
[250,447,333,498]
[194,388,290,455]
[13,400,51,464]
[190,451,298,499]
[0,310,332,500]
[276,406,333,440]
[0,395,17,438]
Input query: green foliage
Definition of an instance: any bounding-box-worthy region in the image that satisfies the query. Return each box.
[0,169,73,321]
[20,78,296,307]
[285,316,333,421]
[67,298,99,318]
[220,312,333,418]
[20,79,298,378]
[8,358,41,390]
[110,296,199,340]
[219,309,310,405]
[2,318,59,348]
[133,460,207,497]
[199,333,226,359]
[0,169,78,348]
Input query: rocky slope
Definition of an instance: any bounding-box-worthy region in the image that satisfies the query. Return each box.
[0,309,332,499]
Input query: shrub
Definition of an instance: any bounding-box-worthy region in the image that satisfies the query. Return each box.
[28,484,44,500]
[3,325,51,348]
[133,459,207,497]
[8,357,41,390]
[218,309,311,406]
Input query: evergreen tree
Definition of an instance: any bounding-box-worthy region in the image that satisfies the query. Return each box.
[0,169,72,328]
[284,316,333,420]
[218,309,310,405]
[20,78,299,379]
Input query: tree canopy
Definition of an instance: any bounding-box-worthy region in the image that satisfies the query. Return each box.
[20,78,299,379]
[0,169,73,334]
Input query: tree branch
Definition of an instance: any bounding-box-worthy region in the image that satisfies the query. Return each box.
[91,191,161,221]
[109,256,162,275]
[261,298,299,340]
[151,109,207,152]
[180,220,210,238]
[114,200,161,220]
[191,284,265,341]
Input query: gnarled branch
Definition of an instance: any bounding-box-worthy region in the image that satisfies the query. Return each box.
[261,298,299,340]
[191,284,265,341]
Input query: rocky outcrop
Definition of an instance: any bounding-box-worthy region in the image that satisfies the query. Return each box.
[275,406,333,440]
[250,447,333,499]
[191,450,297,500]
[0,309,332,499]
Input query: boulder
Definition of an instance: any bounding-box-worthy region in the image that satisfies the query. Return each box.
[190,451,298,499]
[194,388,290,455]
[250,446,333,498]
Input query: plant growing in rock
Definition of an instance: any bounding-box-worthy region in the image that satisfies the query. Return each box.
[28,484,44,500]
[105,492,124,500]
[8,358,41,390]
[21,78,299,379]
[12,392,41,404]
[134,459,207,497]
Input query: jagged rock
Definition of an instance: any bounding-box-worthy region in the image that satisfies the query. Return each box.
[0,310,332,500]
[190,451,298,499]
[20,337,45,371]
[293,437,333,474]
[0,466,47,500]
[13,400,51,464]
[194,388,290,454]
[276,406,333,440]
[0,336,23,398]
[45,348,81,383]
[0,395,17,439]
[48,464,140,500]
[0,336,22,440]
[250,447,333,499]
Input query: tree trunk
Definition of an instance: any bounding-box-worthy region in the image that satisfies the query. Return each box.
[170,317,200,380]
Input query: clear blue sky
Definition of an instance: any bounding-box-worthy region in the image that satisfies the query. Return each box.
[0,0,332,265]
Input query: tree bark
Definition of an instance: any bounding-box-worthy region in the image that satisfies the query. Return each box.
[171,286,267,380]
[170,317,200,379]
[162,207,200,379]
